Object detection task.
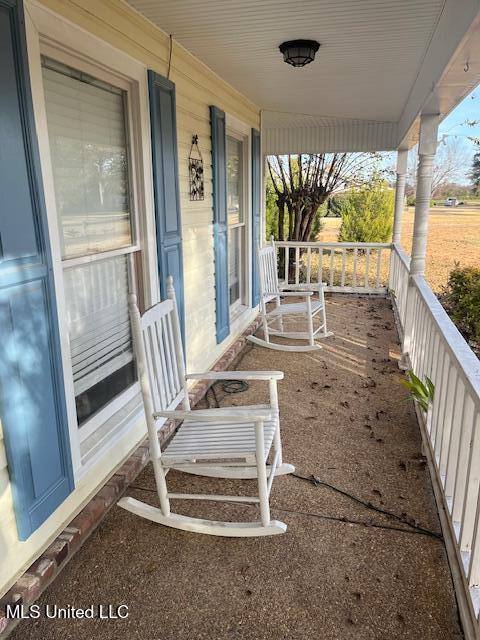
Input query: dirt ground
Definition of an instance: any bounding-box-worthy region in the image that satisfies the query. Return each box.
[10,296,462,640]
[319,205,480,292]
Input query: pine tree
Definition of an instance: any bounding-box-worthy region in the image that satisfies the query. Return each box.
[338,179,394,243]
[470,152,480,195]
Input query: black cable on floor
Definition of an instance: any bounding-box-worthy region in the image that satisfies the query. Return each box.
[272,505,441,540]
[291,472,442,540]
[206,380,249,409]
[204,342,254,408]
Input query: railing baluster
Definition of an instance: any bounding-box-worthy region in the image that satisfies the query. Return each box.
[434,352,451,458]
[341,249,346,287]
[353,248,358,289]
[375,248,382,289]
[430,343,446,450]
[284,246,289,286]
[417,299,428,381]
[329,249,335,287]
[429,333,441,407]
[439,370,458,480]
[364,248,370,288]
[459,412,480,554]
[318,248,323,285]
[306,247,311,285]
[445,381,466,499]
[424,316,435,382]
[295,246,300,285]
[410,289,420,370]
[452,397,476,524]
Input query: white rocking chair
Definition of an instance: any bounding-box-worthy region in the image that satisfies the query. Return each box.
[118,276,294,537]
[248,239,333,352]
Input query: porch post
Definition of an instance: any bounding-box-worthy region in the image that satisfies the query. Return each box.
[401,113,439,363]
[409,114,439,277]
[392,149,408,245]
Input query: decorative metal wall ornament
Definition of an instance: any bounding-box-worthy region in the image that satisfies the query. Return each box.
[188,135,204,201]
[279,40,320,68]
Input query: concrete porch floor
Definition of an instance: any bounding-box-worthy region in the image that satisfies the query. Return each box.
[11,295,462,640]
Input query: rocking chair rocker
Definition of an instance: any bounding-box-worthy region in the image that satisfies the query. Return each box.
[248,239,333,352]
[118,276,294,537]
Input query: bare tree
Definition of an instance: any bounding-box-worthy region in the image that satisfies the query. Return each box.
[267,153,382,242]
[407,138,470,197]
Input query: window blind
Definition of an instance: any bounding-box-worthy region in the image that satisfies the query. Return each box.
[42,57,131,259]
[64,255,133,397]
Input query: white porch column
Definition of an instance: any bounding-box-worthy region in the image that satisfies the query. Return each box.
[392,149,408,245]
[409,114,439,276]
[401,113,439,362]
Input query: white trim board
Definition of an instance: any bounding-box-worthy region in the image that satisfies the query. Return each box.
[226,113,253,312]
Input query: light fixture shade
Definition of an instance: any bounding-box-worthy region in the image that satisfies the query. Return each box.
[279,40,320,68]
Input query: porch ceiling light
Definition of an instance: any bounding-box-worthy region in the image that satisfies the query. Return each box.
[279,39,320,68]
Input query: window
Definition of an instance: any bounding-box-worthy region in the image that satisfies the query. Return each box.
[226,135,246,311]
[42,57,138,427]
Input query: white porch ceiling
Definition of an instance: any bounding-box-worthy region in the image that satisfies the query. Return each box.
[127,0,480,153]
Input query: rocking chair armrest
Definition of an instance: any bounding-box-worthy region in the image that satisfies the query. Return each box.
[153,409,274,422]
[280,283,327,291]
[186,370,284,381]
[267,290,313,297]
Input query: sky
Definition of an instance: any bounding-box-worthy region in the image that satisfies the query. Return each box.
[435,86,479,184]
[439,86,479,145]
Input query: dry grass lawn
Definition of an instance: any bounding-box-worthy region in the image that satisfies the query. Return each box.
[318,205,480,293]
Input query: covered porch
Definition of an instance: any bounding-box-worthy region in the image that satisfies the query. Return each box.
[10,294,461,640]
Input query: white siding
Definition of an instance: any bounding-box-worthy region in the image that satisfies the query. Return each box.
[262,113,398,154]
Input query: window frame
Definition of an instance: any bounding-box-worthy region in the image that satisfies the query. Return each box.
[41,51,140,438]
[26,5,159,477]
[225,116,252,322]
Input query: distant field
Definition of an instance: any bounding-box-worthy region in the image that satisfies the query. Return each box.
[317,205,480,292]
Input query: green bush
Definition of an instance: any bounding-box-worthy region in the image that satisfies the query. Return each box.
[338,180,394,243]
[265,179,278,240]
[442,265,480,347]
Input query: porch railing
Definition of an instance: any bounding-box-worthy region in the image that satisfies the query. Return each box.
[275,241,391,294]
[274,239,480,635]
[390,244,480,634]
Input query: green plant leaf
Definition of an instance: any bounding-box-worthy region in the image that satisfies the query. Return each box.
[425,377,435,401]
[401,370,434,412]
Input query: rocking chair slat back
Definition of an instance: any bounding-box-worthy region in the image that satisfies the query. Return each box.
[258,242,279,297]
[131,292,187,419]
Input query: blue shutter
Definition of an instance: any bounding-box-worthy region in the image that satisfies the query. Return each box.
[251,128,261,307]
[0,0,74,540]
[210,106,230,343]
[148,71,185,341]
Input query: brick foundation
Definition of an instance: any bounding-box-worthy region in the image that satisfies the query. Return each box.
[0,316,260,637]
